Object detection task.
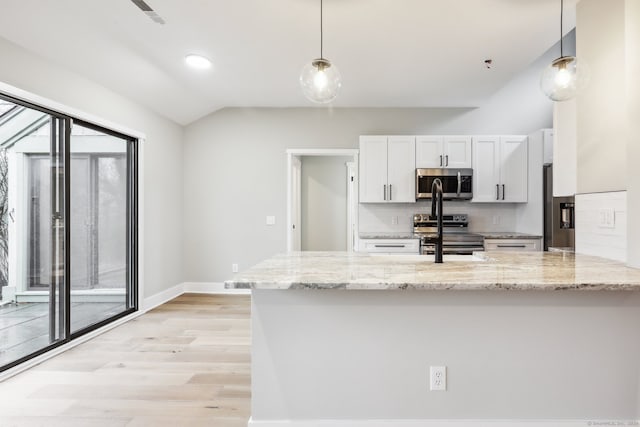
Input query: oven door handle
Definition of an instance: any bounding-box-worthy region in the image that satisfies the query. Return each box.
[457,171,461,196]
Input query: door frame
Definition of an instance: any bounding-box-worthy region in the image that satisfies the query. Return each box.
[286,149,359,253]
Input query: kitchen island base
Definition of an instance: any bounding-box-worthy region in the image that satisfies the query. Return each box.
[250,289,640,425]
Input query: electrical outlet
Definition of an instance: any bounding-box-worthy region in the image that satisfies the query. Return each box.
[232,263,239,273]
[430,366,447,391]
[492,215,500,225]
[391,216,399,225]
[266,216,276,225]
[598,209,615,228]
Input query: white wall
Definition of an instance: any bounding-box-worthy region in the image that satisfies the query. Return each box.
[359,201,519,233]
[570,0,640,266]
[576,0,627,194]
[575,192,627,262]
[626,0,640,269]
[552,31,578,197]
[184,38,557,281]
[0,36,184,298]
[301,156,351,251]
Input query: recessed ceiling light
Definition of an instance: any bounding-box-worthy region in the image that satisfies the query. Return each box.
[185,54,212,70]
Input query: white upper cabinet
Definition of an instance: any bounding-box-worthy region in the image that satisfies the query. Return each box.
[499,136,528,202]
[416,136,471,168]
[472,135,528,203]
[472,136,501,202]
[415,136,443,168]
[359,136,416,203]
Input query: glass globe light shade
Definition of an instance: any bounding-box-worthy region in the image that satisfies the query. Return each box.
[540,56,589,102]
[300,58,342,104]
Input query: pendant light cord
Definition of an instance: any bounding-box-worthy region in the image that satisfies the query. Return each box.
[560,0,564,57]
[320,0,324,59]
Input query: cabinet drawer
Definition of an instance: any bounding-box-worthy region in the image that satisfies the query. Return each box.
[484,238,541,252]
[359,239,420,253]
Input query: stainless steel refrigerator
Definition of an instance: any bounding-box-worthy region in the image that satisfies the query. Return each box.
[543,165,575,251]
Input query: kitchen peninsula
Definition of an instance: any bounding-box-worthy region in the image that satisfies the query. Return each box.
[227,252,640,426]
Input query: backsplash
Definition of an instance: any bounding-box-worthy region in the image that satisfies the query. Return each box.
[359,201,519,233]
[575,191,627,262]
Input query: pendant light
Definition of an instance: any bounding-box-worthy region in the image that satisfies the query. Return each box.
[540,0,588,101]
[300,0,341,104]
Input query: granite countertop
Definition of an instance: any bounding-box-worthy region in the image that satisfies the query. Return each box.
[225,251,640,291]
[478,232,543,239]
[359,232,419,239]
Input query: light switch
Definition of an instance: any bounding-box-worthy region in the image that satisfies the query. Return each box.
[266,216,276,226]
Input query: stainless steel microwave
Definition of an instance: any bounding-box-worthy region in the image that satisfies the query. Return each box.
[416,168,473,200]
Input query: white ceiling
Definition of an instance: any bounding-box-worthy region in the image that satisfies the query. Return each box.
[0,0,576,125]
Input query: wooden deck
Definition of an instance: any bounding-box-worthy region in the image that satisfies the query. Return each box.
[0,301,127,368]
[0,294,251,426]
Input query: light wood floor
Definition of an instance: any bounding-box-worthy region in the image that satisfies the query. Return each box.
[0,294,251,427]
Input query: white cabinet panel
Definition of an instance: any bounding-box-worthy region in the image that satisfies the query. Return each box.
[387,136,416,202]
[443,136,472,168]
[500,136,528,203]
[359,136,415,203]
[416,136,444,168]
[416,135,471,169]
[359,136,388,203]
[359,239,420,254]
[472,136,500,202]
[484,238,541,252]
[472,135,528,203]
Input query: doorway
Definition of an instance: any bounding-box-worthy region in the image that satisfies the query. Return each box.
[287,149,358,252]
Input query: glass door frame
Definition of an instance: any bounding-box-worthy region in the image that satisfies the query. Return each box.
[0,92,139,372]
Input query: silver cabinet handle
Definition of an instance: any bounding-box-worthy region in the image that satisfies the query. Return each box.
[445,155,449,166]
[374,244,406,248]
[389,184,392,200]
[497,244,526,248]
[502,184,505,200]
[457,171,461,196]
[496,184,499,200]
[383,185,386,201]
[439,155,443,166]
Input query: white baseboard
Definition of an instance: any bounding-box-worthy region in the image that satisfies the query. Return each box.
[183,282,251,295]
[142,283,185,311]
[248,419,626,427]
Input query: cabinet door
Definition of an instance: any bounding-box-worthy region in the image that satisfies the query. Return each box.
[443,136,472,168]
[359,136,388,203]
[415,136,443,168]
[471,136,500,202]
[387,136,416,203]
[484,238,541,252]
[500,136,528,203]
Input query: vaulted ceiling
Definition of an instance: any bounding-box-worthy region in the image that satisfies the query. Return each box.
[0,0,577,125]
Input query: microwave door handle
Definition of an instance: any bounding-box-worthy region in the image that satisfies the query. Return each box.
[457,171,461,196]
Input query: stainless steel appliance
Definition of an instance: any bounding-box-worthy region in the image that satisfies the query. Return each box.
[416,168,473,200]
[413,213,484,255]
[543,165,575,251]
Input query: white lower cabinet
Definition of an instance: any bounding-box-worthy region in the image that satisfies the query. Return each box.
[484,238,542,252]
[359,239,420,254]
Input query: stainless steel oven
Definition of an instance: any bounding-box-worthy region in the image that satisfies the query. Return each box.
[416,168,473,200]
[413,213,484,255]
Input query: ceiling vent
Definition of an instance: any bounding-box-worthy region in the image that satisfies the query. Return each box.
[130,0,166,25]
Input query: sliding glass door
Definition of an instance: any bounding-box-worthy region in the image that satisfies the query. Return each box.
[0,94,138,372]
[69,122,133,334]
